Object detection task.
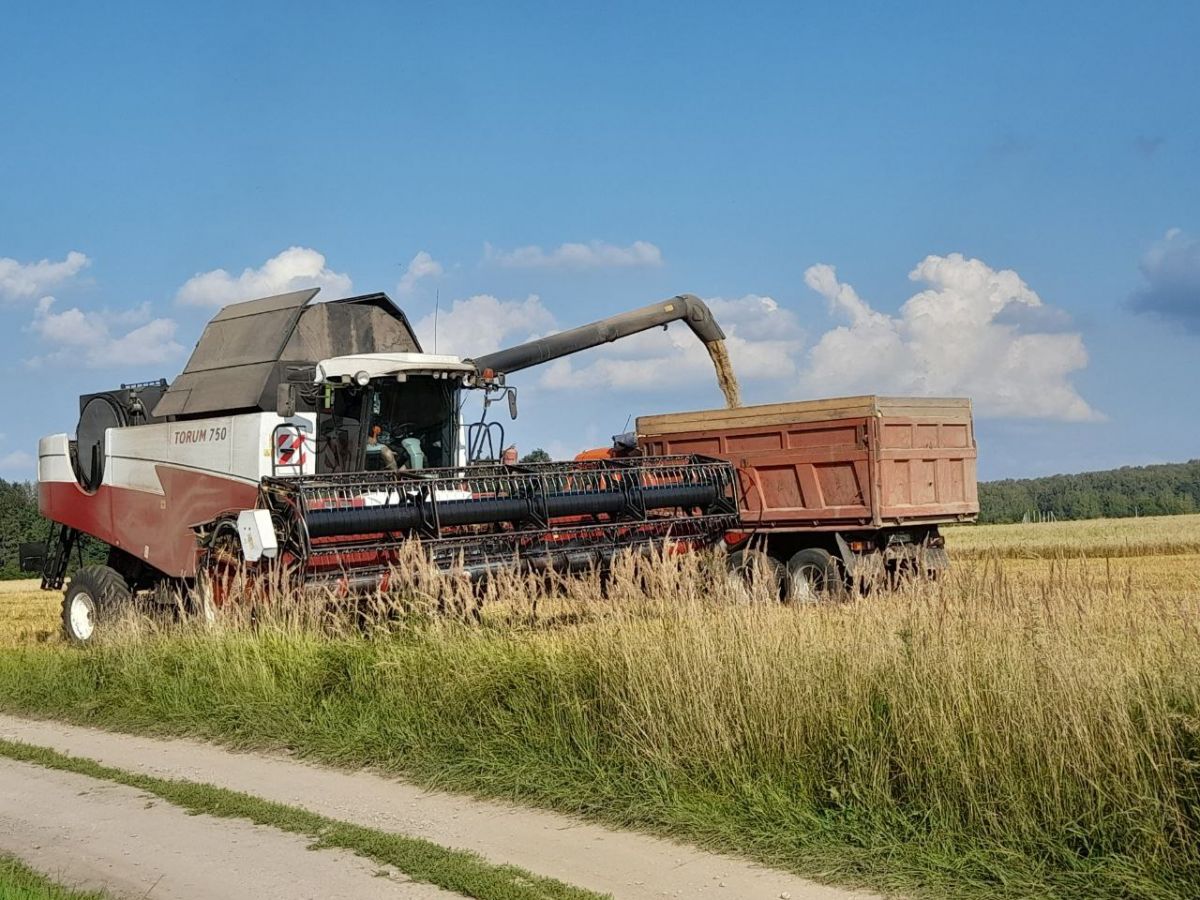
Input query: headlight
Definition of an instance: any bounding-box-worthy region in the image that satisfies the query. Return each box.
[354,370,370,387]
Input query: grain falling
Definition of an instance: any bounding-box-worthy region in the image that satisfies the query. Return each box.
[705,339,741,408]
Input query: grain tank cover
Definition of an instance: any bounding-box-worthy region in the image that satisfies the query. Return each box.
[153,289,423,418]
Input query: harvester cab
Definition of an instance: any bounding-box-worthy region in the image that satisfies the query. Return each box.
[31,286,741,643]
[288,352,485,474]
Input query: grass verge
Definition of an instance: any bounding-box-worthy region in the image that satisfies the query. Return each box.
[0,739,605,900]
[0,856,107,900]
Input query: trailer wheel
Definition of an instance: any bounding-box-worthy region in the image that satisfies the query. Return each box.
[786,548,841,603]
[61,565,132,644]
[726,549,785,600]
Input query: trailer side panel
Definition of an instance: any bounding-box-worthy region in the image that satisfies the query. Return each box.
[638,396,978,531]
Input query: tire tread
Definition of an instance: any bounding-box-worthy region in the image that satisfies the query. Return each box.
[61,564,133,643]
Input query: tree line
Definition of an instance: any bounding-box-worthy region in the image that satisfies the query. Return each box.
[0,480,50,579]
[978,459,1200,524]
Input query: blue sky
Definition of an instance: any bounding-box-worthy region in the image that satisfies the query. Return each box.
[2,1,1198,479]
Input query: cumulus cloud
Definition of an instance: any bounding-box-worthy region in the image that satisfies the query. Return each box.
[0,251,90,302]
[176,246,353,307]
[534,294,805,394]
[484,240,663,269]
[398,263,1096,423]
[1130,228,1200,332]
[413,294,557,358]
[28,297,183,369]
[397,250,443,294]
[801,253,1098,421]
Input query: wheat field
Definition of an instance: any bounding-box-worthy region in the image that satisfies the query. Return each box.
[0,578,58,647]
[947,512,1200,559]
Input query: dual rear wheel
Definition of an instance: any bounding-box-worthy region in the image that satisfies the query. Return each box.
[726,546,842,602]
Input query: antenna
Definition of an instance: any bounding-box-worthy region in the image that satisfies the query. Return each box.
[433,288,440,354]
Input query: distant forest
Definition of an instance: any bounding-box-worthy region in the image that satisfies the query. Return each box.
[979,460,1200,524]
[1,460,1198,576]
[0,480,50,579]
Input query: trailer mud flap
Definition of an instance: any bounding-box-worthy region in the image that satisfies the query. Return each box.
[833,532,858,574]
[922,546,951,570]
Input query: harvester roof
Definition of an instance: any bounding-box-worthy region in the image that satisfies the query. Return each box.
[314,352,475,382]
[153,289,422,418]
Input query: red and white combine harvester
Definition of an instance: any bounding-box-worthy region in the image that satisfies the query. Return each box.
[27,287,980,643]
[28,289,741,642]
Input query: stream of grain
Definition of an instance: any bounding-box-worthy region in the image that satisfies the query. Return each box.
[705,339,741,408]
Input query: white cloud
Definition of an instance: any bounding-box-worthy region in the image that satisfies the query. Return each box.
[801,253,1099,422]
[534,294,804,395]
[484,240,663,270]
[176,246,353,307]
[405,259,1094,422]
[397,250,443,294]
[0,450,34,474]
[414,294,556,358]
[0,251,90,302]
[28,297,183,369]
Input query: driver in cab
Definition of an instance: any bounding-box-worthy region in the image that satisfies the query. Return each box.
[366,424,399,470]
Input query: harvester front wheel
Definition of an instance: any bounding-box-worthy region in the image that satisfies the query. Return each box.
[61,565,132,644]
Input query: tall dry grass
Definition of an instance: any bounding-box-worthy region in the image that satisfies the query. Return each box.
[0,546,1197,897]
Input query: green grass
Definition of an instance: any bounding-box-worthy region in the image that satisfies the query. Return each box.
[0,739,604,900]
[0,552,1197,899]
[0,857,107,900]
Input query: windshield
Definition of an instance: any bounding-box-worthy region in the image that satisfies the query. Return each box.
[316,377,460,474]
[312,374,460,475]
[364,377,458,471]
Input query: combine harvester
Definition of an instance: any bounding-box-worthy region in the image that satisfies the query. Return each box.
[25,287,979,643]
[28,289,741,641]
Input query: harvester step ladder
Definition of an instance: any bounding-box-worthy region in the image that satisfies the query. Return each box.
[41,524,82,591]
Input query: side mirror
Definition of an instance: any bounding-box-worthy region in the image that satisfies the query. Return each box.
[507,389,518,420]
[276,383,297,418]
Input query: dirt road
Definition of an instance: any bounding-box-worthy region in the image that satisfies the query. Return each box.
[0,714,877,900]
[0,757,454,899]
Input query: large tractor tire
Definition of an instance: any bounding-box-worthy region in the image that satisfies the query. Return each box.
[61,565,132,644]
[785,548,842,602]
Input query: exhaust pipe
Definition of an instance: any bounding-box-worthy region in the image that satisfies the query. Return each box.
[467,294,725,376]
